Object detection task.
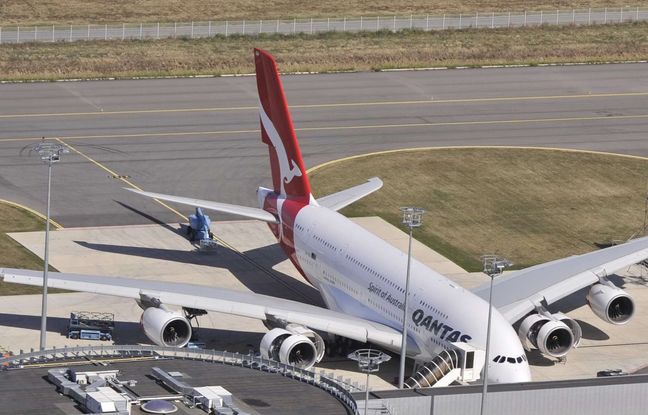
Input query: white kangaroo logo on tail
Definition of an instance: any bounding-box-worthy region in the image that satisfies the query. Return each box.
[259,101,302,194]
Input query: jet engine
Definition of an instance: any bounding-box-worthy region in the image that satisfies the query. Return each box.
[260,325,325,369]
[587,283,634,325]
[518,313,575,358]
[141,307,192,347]
[551,312,582,347]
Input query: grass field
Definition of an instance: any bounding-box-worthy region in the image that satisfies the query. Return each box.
[309,148,648,271]
[0,203,62,295]
[1,1,643,25]
[1,22,647,81]
[2,150,646,289]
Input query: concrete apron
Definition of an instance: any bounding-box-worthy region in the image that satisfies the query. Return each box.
[2,217,648,388]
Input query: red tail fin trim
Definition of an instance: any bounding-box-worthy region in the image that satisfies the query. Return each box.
[254,48,311,200]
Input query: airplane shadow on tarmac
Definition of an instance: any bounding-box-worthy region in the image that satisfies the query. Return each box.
[0,313,264,353]
[74,240,323,307]
[109,201,322,306]
[115,201,184,234]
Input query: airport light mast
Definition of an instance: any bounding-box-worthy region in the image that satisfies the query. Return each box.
[349,348,390,415]
[33,140,68,350]
[398,207,425,389]
[479,255,512,415]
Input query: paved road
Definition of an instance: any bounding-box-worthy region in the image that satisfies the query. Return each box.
[1,63,647,227]
[1,8,646,44]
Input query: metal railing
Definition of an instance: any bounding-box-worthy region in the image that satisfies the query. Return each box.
[0,344,359,414]
[0,7,646,44]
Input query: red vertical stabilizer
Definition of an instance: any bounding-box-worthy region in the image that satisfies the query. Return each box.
[254,48,311,201]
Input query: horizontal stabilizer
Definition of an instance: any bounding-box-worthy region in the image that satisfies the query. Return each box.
[125,188,278,223]
[316,177,383,211]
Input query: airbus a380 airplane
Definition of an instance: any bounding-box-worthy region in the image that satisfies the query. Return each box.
[4,49,648,384]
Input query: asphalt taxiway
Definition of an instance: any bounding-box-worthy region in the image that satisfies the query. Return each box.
[0,63,647,227]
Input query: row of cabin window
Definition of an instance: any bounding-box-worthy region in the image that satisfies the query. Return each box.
[346,254,407,295]
[368,297,419,333]
[368,297,402,322]
[314,235,336,251]
[419,300,448,320]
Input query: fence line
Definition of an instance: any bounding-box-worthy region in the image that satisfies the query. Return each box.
[0,7,646,44]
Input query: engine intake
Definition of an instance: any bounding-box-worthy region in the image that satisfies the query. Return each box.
[587,283,634,325]
[141,307,192,347]
[518,314,574,358]
[260,328,319,369]
[552,312,583,347]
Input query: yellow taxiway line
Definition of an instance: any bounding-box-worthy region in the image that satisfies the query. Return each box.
[0,199,64,229]
[55,138,187,221]
[53,142,308,299]
[1,111,648,143]
[0,91,646,119]
[307,146,648,174]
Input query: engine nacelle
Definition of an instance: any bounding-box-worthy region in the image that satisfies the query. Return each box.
[551,312,583,347]
[141,307,192,347]
[284,323,325,362]
[518,314,574,358]
[587,283,634,325]
[260,328,319,369]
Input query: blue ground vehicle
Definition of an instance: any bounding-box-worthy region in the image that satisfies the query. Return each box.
[187,207,214,242]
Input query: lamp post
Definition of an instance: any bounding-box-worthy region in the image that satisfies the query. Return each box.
[398,207,425,389]
[479,255,512,415]
[33,140,68,350]
[348,349,391,415]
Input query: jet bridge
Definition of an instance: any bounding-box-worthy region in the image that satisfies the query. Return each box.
[405,343,485,388]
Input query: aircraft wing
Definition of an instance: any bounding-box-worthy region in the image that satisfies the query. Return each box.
[316,177,383,211]
[125,188,278,224]
[0,268,403,352]
[471,235,648,323]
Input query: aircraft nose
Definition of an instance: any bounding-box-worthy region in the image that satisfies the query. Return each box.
[489,361,532,384]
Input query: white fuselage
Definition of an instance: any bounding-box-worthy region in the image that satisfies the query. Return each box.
[291,204,532,383]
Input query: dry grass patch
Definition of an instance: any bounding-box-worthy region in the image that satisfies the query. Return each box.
[309,148,648,271]
[0,203,62,295]
[0,1,643,25]
[1,23,648,81]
